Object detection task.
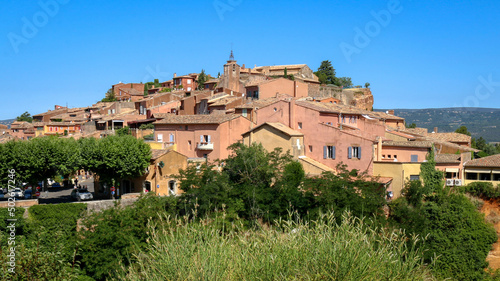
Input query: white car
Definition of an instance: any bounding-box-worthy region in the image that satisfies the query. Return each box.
[71,189,93,201]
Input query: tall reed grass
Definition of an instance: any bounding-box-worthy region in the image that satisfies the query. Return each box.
[116,211,432,280]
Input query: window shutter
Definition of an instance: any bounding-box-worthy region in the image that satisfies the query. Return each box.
[208,135,211,143]
[323,146,327,159]
[332,146,336,159]
[348,147,352,159]
[200,135,204,143]
[358,147,361,159]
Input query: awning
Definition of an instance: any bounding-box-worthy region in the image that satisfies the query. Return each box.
[493,170,500,174]
[465,169,490,173]
[445,168,459,173]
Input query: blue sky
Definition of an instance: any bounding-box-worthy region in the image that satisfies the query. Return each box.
[1,0,500,120]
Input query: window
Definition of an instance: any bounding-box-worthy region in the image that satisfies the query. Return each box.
[185,125,188,130]
[382,154,385,159]
[411,155,418,162]
[480,173,491,181]
[309,145,313,153]
[200,135,211,143]
[169,134,175,143]
[466,173,478,180]
[409,175,420,181]
[298,122,302,129]
[387,155,392,159]
[188,140,192,150]
[446,172,457,179]
[187,80,192,85]
[242,108,248,117]
[323,146,336,159]
[157,134,163,142]
[494,174,500,181]
[394,155,398,161]
[168,180,176,196]
[348,147,361,159]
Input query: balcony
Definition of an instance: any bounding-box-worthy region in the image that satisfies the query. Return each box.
[197,142,214,150]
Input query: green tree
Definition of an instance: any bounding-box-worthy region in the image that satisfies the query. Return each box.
[16,111,33,123]
[83,135,151,186]
[101,88,117,102]
[336,77,353,88]
[455,125,471,136]
[406,123,417,128]
[116,126,131,136]
[314,60,336,85]
[364,82,370,88]
[197,69,208,90]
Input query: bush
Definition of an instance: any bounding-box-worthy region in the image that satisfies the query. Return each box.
[459,182,500,199]
[78,193,178,280]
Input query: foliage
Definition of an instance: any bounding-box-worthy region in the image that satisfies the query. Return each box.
[365,82,370,88]
[303,164,386,221]
[26,203,87,260]
[315,60,336,85]
[158,87,172,93]
[177,143,309,223]
[0,136,80,189]
[391,154,497,280]
[455,125,472,136]
[314,60,353,88]
[117,212,431,281]
[139,123,154,130]
[196,69,208,90]
[419,147,444,191]
[16,111,33,123]
[473,136,499,156]
[101,88,117,102]
[144,79,162,95]
[78,135,151,185]
[78,194,178,280]
[406,122,417,128]
[458,182,500,199]
[115,126,131,136]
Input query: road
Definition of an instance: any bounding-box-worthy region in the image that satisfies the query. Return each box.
[0,177,95,204]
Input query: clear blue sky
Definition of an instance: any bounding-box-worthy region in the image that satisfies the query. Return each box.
[1,0,500,120]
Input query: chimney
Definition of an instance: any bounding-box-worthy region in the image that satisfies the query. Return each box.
[174,73,177,78]
[242,64,245,69]
[433,127,438,133]
[388,110,394,115]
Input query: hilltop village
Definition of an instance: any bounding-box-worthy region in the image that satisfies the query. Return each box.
[2,53,497,199]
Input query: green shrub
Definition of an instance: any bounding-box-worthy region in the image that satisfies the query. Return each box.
[459,182,500,199]
[78,193,178,281]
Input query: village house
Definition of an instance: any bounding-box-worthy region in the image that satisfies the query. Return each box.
[153,114,252,162]
[10,121,35,140]
[112,82,144,98]
[130,149,188,196]
[463,154,500,185]
[173,73,198,92]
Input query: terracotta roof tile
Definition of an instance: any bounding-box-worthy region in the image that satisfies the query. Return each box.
[151,149,169,160]
[154,114,242,125]
[465,154,500,168]
[430,132,471,143]
[243,122,303,137]
[209,96,243,106]
[235,97,282,109]
[382,141,433,148]
[435,154,461,163]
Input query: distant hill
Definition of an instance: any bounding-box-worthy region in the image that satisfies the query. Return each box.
[0,119,15,128]
[375,108,500,142]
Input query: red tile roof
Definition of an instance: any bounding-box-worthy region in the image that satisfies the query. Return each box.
[465,154,500,168]
[154,114,242,125]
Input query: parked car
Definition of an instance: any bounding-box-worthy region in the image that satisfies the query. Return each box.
[71,189,93,201]
[51,182,61,188]
[10,188,24,199]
